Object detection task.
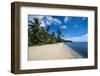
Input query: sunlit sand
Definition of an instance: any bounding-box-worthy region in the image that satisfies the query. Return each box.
[28,43,83,60]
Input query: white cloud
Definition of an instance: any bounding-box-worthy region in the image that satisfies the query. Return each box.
[64,17,70,23]
[61,25,67,29]
[43,16,53,26]
[40,20,45,27]
[38,16,46,27]
[38,16,44,20]
[53,18,61,24]
[81,34,87,38]
[38,16,62,27]
[29,16,44,20]
[28,16,62,27]
[45,16,61,25]
[66,34,88,42]
[45,16,53,22]
[45,20,51,25]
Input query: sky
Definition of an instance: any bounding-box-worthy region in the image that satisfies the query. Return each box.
[28,15,88,42]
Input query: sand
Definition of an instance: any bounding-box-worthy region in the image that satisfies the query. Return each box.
[28,42,83,60]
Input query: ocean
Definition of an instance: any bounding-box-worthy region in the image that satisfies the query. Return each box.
[64,42,88,58]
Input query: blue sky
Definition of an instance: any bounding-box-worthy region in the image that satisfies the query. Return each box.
[28,15,88,42]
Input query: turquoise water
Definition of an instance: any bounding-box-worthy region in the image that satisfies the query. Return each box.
[64,42,88,58]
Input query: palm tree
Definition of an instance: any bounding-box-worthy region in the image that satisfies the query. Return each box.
[28,18,41,45]
[28,17,64,46]
[46,25,50,32]
[57,27,62,40]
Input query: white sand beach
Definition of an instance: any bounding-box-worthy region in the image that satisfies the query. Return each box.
[28,42,83,60]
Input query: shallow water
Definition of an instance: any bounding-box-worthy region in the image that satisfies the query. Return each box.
[64,42,88,58]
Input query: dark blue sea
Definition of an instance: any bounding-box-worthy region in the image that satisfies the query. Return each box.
[64,42,88,58]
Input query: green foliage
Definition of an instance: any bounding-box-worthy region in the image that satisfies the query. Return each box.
[28,17,69,46]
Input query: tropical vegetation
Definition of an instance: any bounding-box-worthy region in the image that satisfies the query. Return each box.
[28,17,71,46]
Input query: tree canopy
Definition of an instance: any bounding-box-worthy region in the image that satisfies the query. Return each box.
[28,17,71,46]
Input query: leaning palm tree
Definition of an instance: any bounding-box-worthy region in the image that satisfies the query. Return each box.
[57,27,62,40]
[28,17,64,46]
[46,25,50,32]
[28,18,41,45]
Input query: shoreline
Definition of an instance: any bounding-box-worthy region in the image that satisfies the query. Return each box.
[28,42,83,60]
[29,42,66,47]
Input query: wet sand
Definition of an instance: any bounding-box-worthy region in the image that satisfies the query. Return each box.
[28,43,83,60]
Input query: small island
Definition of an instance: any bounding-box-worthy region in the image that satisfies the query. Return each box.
[28,17,72,46]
